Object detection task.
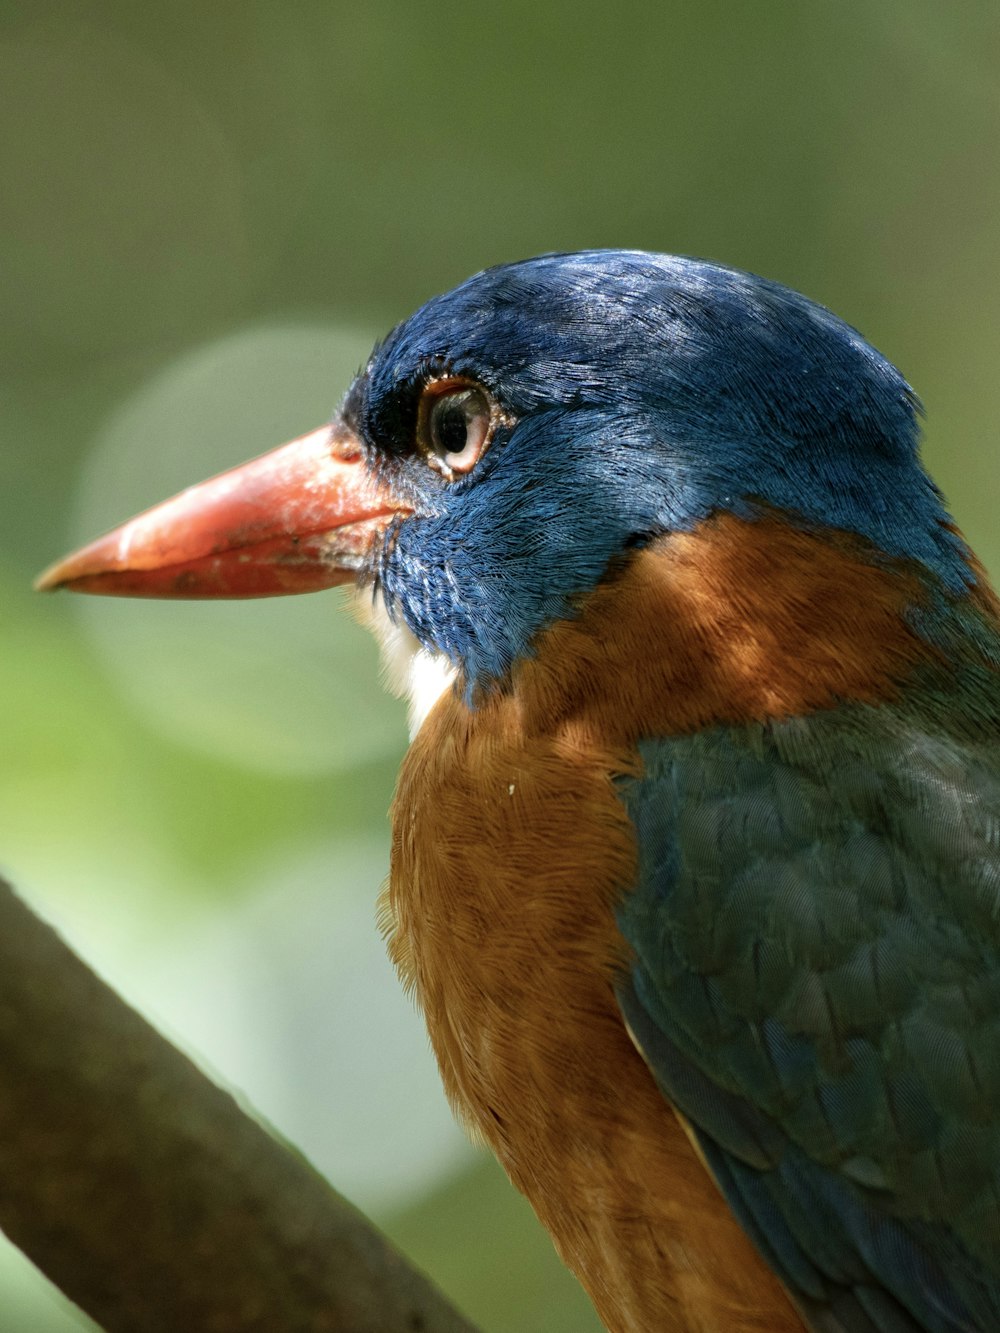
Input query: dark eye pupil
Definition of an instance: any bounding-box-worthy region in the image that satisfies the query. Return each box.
[424,385,492,474]
[435,401,469,455]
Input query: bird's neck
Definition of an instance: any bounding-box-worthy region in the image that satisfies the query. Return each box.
[497,511,995,742]
[367,509,1000,747]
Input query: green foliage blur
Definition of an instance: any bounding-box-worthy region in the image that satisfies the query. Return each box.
[2,3,999,1329]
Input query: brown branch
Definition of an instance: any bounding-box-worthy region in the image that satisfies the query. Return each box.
[0,875,480,1333]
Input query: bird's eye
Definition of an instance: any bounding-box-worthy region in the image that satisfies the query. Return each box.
[420,382,494,479]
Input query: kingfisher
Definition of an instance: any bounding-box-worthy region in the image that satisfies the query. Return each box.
[38,252,1000,1332]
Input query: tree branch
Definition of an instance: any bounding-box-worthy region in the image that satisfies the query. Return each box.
[0,875,480,1332]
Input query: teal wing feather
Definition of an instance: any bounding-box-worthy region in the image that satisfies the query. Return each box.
[616,684,1000,1332]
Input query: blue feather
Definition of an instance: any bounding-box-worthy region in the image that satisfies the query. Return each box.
[617,691,1000,1330]
[345,251,972,688]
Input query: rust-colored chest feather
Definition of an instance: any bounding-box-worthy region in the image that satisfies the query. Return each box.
[382,516,927,1332]
[388,686,794,1332]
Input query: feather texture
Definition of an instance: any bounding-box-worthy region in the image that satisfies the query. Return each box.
[383,507,995,1330]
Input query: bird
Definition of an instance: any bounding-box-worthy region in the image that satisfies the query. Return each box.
[37,250,1000,1332]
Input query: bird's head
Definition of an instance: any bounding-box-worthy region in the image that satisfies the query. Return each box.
[38,251,969,707]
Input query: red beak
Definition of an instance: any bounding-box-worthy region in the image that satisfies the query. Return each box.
[36,424,404,598]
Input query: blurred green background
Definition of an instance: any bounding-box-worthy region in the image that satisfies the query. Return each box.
[2,3,999,1329]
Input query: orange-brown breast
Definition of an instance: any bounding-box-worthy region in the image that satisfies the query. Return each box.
[383,514,934,1333]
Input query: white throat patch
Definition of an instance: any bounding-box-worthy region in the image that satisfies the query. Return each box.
[356,591,459,740]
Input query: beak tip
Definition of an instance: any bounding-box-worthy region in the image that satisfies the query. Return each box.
[34,531,132,596]
[34,547,99,593]
[34,564,66,593]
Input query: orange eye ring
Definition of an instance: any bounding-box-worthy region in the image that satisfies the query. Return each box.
[417,378,497,480]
